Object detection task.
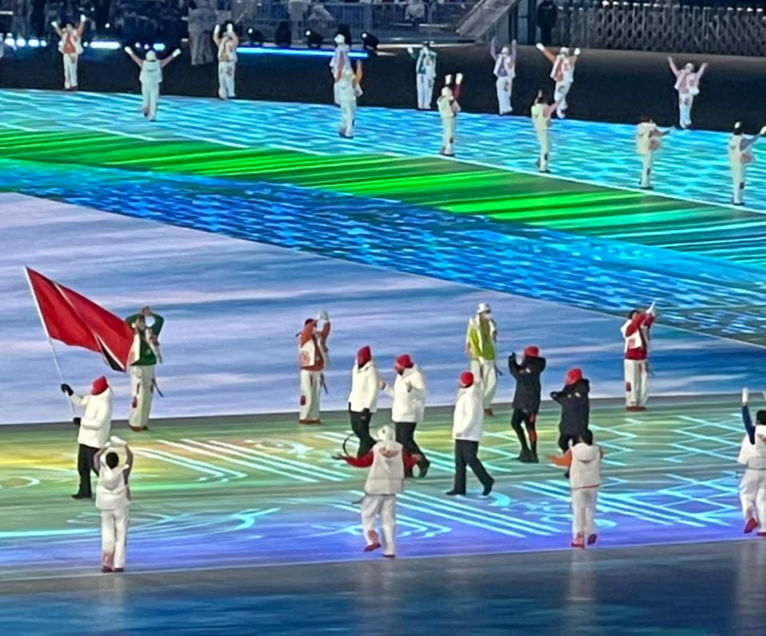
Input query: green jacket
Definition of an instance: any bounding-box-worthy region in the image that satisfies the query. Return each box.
[126,313,164,366]
[466,317,497,361]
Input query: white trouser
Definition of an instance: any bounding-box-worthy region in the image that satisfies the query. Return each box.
[639,152,654,188]
[416,74,434,110]
[731,163,746,204]
[141,82,160,120]
[495,76,513,114]
[553,81,570,118]
[218,60,236,99]
[129,365,155,429]
[678,94,694,129]
[101,508,129,569]
[361,494,397,556]
[333,78,341,106]
[441,116,456,156]
[299,369,322,422]
[740,469,766,530]
[470,359,497,410]
[63,54,79,89]
[536,128,550,172]
[339,99,357,137]
[624,358,648,407]
[571,487,598,543]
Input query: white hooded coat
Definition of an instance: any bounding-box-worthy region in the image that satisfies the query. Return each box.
[365,426,406,495]
[71,389,113,448]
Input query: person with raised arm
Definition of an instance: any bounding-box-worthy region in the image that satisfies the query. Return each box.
[668,57,708,129]
[124,47,181,122]
[51,14,88,90]
[490,38,516,115]
[536,43,581,119]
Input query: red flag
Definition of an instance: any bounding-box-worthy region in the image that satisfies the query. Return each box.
[25,267,134,372]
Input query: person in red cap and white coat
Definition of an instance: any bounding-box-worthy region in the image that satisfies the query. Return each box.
[348,345,386,457]
[334,425,421,558]
[446,371,494,497]
[621,302,656,411]
[385,354,429,477]
[549,429,604,549]
[60,377,113,500]
[298,310,331,424]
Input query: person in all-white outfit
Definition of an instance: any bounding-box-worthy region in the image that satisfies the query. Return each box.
[330,34,350,105]
[213,23,239,100]
[336,61,363,139]
[530,90,561,173]
[490,37,516,115]
[446,371,495,497]
[668,57,708,129]
[536,43,580,119]
[549,429,604,548]
[636,117,670,190]
[728,123,766,206]
[51,15,87,90]
[94,437,134,573]
[738,388,766,537]
[61,377,113,500]
[335,425,421,558]
[348,345,386,457]
[436,73,463,157]
[408,42,437,110]
[124,47,181,122]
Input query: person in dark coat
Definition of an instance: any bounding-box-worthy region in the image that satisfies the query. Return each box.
[551,367,590,455]
[508,346,547,463]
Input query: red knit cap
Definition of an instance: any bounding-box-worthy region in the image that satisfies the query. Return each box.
[459,371,474,388]
[524,346,539,358]
[394,354,414,372]
[565,368,583,386]
[357,345,372,367]
[91,376,109,395]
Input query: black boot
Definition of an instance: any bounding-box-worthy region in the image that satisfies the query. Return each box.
[418,458,431,478]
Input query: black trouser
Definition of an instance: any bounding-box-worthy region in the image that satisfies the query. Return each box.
[558,433,579,454]
[395,421,429,476]
[453,440,493,494]
[349,408,376,458]
[76,444,99,496]
[511,409,538,454]
[540,25,553,46]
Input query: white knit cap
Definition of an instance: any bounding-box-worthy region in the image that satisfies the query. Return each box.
[477,302,491,314]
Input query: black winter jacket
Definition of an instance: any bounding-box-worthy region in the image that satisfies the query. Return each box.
[550,378,590,436]
[508,354,547,413]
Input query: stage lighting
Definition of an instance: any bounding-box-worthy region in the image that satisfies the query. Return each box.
[336,24,352,46]
[247,28,264,46]
[274,21,291,47]
[305,29,323,49]
[361,31,378,52]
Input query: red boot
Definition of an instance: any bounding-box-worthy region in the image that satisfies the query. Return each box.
[744,518,758,534]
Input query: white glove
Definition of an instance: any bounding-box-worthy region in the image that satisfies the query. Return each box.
[407,46,413,55]
[123,46,132,54]
[110,436,126,447]
[574,47,581,56]
[444,74,452,85]
[455,73,464,85]
[214,24,221,33]
[172,49,182,58]
[51,21,58,27]
[536,43,545,51]
[648,301,656,316]
[743,388,750,405]
[760,125,766,136]
[317,309,329,322]
[80,14,87,22]
[226,24,234,34]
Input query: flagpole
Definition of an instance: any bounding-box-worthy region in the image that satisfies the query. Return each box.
[24,267,75,414]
